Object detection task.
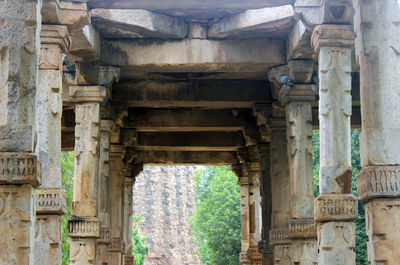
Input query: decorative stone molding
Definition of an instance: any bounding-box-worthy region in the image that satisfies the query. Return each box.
[315,194,358,222]
[288,218,316,239]
[311,24,355,52]
[248,246,263,261]
[269,227,289,245]
[97,226,110,244]
[279,84,315,105]
[36,188,66,215]
[0,152,40,187]
[40,25,70,69]
[290,239,318,264]
[273,244,291,264]
[109,238,125,252]
[124,255,135,265]
[67,218,101,238]
[358,166,400,201]
[69,86,106,103]
[239,251,250,263]
[70,238,96,264]
[287,60,314,84]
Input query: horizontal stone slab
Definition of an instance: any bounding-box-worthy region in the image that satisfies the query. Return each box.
[36,188,67,215]
[67,217,101,238]
[91,9,188,39]
[358,166,400,201]
[208,5,294,39]
[314,194,358,222]
[288,218,317,239]
[0,152,40,187]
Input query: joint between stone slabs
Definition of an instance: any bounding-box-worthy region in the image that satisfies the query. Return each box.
[314,193,358,222]
[358,165,400,201]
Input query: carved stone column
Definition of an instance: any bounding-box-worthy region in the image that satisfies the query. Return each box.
[354,1,400,264]
[279,61,318,264]
[312,24,357,265]
[33,24,70,265]
[0,0,41,264]
[68,86,106,265]
[269,117,291,265]
[123,165,143,265]
[108,144,126,265]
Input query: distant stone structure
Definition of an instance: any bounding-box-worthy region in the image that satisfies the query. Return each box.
[132,166,200,265]
[1,0,400,265]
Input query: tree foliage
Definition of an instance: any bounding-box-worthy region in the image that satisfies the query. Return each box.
[132,216,149,265]
[190,166,241,265]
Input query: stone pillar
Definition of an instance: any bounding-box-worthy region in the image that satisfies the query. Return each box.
[34,25,70,265]
[249,163,263,265]
[279,61,318,264]
[0,0,41,264]
[353,1,400,264]
[258,143,273,265]
[269,117,291,265]
[68,86,106,265]
[108,144,126,265]
[312,24,357,265]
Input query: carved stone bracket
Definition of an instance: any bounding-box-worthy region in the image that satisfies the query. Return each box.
[279,84,315,105]
[288,218,316,239]
[358,166,400,201]
[40,25,70,53]
[258,239,273,254]
[312,24,355,52]
[69,86,106,103]
[124,255,135,265]
[97,226,110,244]
[269,227,290,246]
[0,152,40,187]
[314,193,358,222]
[109,238,125,252]
[36,188,66,215]
[67,217,101,238]
[248,246,263,261]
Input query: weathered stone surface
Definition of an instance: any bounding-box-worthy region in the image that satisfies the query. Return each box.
[358,166,400,201]
[70,86,106,103]
[269,228,289,246]
[273,244,291,265]
[188,23,207,39]
[288,218,316,239]
[132,166,200,265]
[36,188,66,215]
[0,152,40,187]
[0,185,35,265]
[312,24,355,53]
[289,239,318,265]
[286,20,313,60]
[315,194,358,222]
[68,218,101,238]
[91,9,188,39]
[123,177,134,261]
[287,60,314,84]
[208,5,294,39]
[317,221,355,265]
[34,215,62,265]
[365,199,400,265]
[70,238,96,265]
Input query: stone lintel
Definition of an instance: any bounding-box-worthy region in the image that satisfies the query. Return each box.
[358,166,400,201]
[279,84,315,105]
[110,144,126,157]
[69,86,106,103]
[269,227,290,245]
[109,238,125,252]
[315,193,358,222]
[287,59,314,84]
[40,25,71,53]
[67,217,101,238]
[312,24,355,52]
[36,188,67,215]
[0,152,40,187]
[288,218,317,239]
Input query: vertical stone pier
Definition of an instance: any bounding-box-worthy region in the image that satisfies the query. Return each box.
[0,0,41,264]
[312,24,357,265]
[269,116,291,265]
[354,1,400,264]
[34,24,70,265]
[279,61,318,264]
[68,86,105,265]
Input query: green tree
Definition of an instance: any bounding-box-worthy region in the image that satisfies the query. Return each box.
[61,152,74,265]
[312,130,369,264]
[132,216,149,265]
[190,166,241,265]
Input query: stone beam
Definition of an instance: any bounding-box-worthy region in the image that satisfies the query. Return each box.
[100,39,285,70]
[91,9,188,39]
[132,150,238,165]
[112,80,271,108]
[87,0,292,19]
[124,108,256,131]
[134,131,245,151]
[208,5,294,39]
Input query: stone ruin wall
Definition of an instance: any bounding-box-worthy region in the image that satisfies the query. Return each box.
[132,166,201,265]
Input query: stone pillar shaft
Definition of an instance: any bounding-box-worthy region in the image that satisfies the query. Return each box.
[354,1,400,264]
[0,0,41,264]
[269,120,291,265]
[279,67,318,264]
[123,177,135,265]
[312,24,357,265]
[68,86,105,265]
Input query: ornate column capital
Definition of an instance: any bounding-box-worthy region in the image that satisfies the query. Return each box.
[314,194,358,222]
[0,152,41,187]
[312,24,355,52]
[269,227,290,246]
[358,166,400,201]
[279,84,315,105]
[36,188,67,215]
[40,24,70,53]
[69,86,106,103]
